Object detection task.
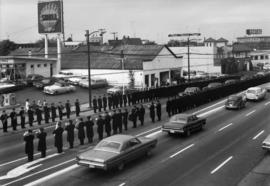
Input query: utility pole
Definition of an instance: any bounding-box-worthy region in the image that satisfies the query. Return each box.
[168,33,201,82]
[85,30,92,108]
[111,32,118,40]
[121,49,125,95]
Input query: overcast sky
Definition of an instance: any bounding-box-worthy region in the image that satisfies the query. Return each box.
[1,0,270,44]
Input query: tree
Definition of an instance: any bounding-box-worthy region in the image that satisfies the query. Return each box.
[0,40,16,56]
[144,40,157,45]
[128,70,135,89]
[167,39,181,47]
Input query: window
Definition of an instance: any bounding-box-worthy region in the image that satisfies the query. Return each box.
[30,65,34,68]
[261,55,264,60]
[254,56,258,60]
[265,55,269,59]
[44,64,47,67]
[37,64,41,68]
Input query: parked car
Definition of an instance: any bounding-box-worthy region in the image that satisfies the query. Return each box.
[107,86,137,94]
[178,87,201,96]
[43,82,76,95]
[68,76,87,85]
[207,82,222,89]
[224,79,239,85]
[79,78,108,89]
[0,81,26,94]
[76,134,157,171]
[26,74,44,86]
[162,113,206,136]
[225,94,246,109]
[53,71,74,79]
[33,77,57,89]
[263,64,270,70]
[262,134,270,151]
[255,71,266,78]
[245,87,266,101]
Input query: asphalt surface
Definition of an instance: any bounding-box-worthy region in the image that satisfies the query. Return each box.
[1,84,270,186]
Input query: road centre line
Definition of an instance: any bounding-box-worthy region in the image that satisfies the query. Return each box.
[253,130,265,140]
[136,126,161,137]
[24,164,79,186]
[0,149,52,168]
[245,110,256,117]
[2,159,75,186]
[210,156,233,174]
[169,144,194,158]
[197,105,224,117]
[145,130,162,138]
[265,101,270,106]
[118,183,126,186]
[218,123,233,132]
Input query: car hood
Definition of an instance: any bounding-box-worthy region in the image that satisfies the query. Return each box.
[163,122,186,129]
[44,84,60,89]
[78,149,118,162]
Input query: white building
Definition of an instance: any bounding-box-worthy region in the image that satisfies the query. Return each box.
[249,50,270,67]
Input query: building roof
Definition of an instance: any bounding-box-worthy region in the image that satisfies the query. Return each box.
[205,37,216,42]
[216,37,228,43]
[8,45,178,70]
[232,43,252,53]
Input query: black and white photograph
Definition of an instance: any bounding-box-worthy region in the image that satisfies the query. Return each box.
[0,0,270,185]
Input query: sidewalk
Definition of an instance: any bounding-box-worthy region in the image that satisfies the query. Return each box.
[238,155,270,186]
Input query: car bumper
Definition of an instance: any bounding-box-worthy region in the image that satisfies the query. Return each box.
[162,128,184,134]
[77,160,107,170]
[44,90,56,95]
[225,104,239,109]
[262,145,270,151]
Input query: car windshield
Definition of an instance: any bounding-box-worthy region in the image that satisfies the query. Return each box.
[42,79,50,83]
[169,115,187,124]
[95,140,121,153]
[247,89,257,94]
[228,96,239,101]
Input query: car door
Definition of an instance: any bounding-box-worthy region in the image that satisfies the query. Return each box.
[121,138,143,163]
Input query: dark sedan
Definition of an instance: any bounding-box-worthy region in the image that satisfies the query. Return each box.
[162,113,206,137]
[76,134,157,171]
[33,78,57,89]
[225,94,246,109]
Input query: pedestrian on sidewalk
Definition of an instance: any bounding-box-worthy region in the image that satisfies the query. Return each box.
[156,99,161,121]
[104,111,111,137]
[117,109,123,133]
[123,108,128,131]
[76,118,85,145]
[58,102,64,120]
[36,127,47,158]
[53,121,64,153]
[149,102,155,123]
[36,106,42,125]
[138,104,145,126]
[65,120,75,149]
[10,108,17,130]
[25,99,30,112]
[19,107,26,129]
[51,103,57,122]
[23,129,34,161]
[103,94,107,111]
[112,110,118,134]
[85,116,94,143]
[28,108,34,127]
[1,110,8,132]
[75,99,80,117]
[98,96,102,112]
[65,100,71,119]
[108,94,112,110]
[93,96,97,113]
[166,98,172,117]
[123,94,127,107]
[130,106,138,128]
[43,103,50,124]
[96,115,104,140]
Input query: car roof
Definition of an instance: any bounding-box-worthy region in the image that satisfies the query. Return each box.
[104,134,134,143]
[171,113,191,119]
[247,87,261,90]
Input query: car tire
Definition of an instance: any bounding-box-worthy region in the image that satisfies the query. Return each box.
[117,162,125,171]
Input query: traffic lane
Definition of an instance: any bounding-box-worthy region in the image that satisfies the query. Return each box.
[18,97,268,186]
[128,98,270,186]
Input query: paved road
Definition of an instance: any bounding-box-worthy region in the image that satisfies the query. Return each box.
[0,86,270,186]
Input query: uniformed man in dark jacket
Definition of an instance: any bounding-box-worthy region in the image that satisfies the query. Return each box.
[76,118,85,145]
[36,127,47,158]
[127,93,132,106]
[104,112,111,137]
[75,99,80,117]
[156,100,162,121]
[123,108,128,131]
[65,100,71,119]
[117,109,123,133]
[10,108,17,130]
[138,104,145,126]
[149,102,155,123]
[58,102,64,120]
[43,103,50,123]
[85,116,94,143]
[24,129,35,161]
[119,94,123,107]
[65,120,75,148]
[19,107,26,129]
[112,110,118,134]
[130,106,138,128]
[28,108,34,127]
[1,110,8,132]
[53,121,64,153]
[96,115,104,140]
[123,94,127,107]
[166,98,171,117]
[93,96,97,113]
[108,94,113,110]
[98,96,102,112]
[102,95,107,111]
[35,107,42,125]
[51,103,57,122]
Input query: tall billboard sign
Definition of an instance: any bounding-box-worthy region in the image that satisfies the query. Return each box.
[38,0,64,34]
[246,29,262,35]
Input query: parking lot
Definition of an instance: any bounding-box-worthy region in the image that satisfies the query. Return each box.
[14,86,110,106]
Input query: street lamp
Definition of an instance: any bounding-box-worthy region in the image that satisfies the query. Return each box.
[168,33,201,82]
[85,29,106,108]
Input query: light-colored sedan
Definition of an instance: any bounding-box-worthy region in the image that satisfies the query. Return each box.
[43,82,76,95]
[76,134,157,171]
[68,76,87,85]
[245,87,266,101]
